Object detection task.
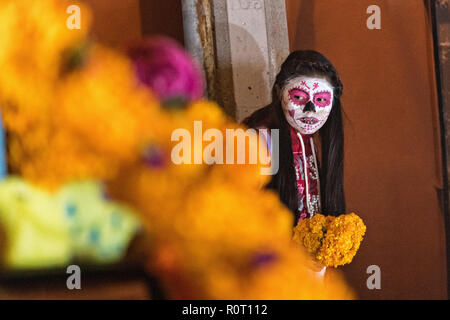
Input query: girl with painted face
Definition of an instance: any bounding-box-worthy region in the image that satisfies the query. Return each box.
[244,50,345,225]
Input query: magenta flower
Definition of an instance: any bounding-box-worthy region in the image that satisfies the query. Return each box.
[128,36,205,102]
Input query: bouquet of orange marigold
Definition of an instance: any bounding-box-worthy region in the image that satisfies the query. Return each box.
[292,213,366,268]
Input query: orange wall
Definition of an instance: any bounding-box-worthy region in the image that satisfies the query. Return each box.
[286,0,447,299]
[139,0,184,44]
[85,0,184,48]
[85,0,142,47]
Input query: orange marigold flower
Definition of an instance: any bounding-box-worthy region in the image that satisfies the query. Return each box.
[293,213,366,268]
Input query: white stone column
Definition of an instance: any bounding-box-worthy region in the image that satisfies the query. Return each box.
[182,0,290,121]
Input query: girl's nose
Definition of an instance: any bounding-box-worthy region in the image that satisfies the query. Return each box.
[303,101,316,112]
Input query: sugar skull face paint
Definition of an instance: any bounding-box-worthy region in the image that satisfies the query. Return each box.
[281,76,334,135]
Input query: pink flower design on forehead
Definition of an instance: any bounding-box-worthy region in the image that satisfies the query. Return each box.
[313,82,319,90]
[300,80,310,90]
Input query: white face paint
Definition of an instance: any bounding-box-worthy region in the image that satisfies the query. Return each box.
[281,76,334,135]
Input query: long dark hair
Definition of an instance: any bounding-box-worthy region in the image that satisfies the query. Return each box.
[243,50,345,223]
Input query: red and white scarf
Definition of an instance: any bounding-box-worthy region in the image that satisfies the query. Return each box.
[290,127,321,222]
